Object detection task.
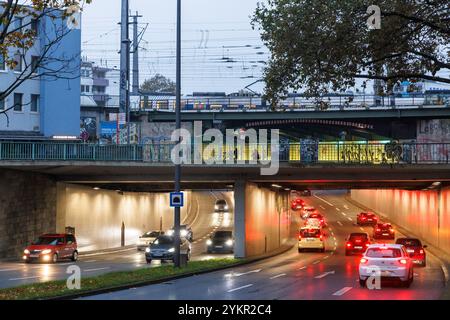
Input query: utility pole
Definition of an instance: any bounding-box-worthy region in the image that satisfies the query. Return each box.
[174,0,182,268]
[119,0,130,144]
[131,11,142,95]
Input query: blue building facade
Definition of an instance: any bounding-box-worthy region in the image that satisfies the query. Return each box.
[0,8,81,139]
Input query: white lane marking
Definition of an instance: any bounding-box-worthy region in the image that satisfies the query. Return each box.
[227,284,253,293]
[235,269,262,277]
[0,268,19,272]
[83,260,98,263]
[320,205,326,210]
[9,276,40,281]
[314,195,334,207]
[360,227,365,231]
[313,260,320,265]
[315,271,335,279]
[347,217,353,222]
[270,273,286,280]
[341,212,347,217]
[81,248,134,257]
[337,221,343,226]
[298,266,307,270]
[336,208,341,212]
[414,273,419,277]
[344,205,349,210]
[83,267,110,272]
[323,256,330,260]
[333,287,353,296]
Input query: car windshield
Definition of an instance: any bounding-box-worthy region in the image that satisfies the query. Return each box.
[300,229,320,238]
[366,248,402,258]
[142,231,160,238]
[153,236,174,245]
[396,239,422,247]
[33,237,63,245]
[216,200,227,205]
[213,231,232,239]
[349,234,368,241]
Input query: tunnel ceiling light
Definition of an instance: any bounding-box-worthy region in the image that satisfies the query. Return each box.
[93,187,100,190]
[271,184,282,189]
[432,182,442,187]
[284,188,291,191]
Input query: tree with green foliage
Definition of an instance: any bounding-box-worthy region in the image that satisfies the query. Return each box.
[252,0,449,105]
[140,74,176,94]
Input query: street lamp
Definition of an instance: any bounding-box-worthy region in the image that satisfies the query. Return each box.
[173,0,182,268]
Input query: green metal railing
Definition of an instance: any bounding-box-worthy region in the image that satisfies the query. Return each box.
[0,141,449,165]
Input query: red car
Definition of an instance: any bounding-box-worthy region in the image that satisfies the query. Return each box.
[23,234,78,263]
[308,213,326,227]
[345,233,371,256]
[357,212,378,226]
[291,198,305,211]
[373,223,395,240]
[396,238,427,267]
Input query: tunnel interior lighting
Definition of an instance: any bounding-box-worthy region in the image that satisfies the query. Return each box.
[93,187,101,190]
[271,184,282,189]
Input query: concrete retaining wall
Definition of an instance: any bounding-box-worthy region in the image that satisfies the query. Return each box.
[351,189,450,255]
[56,184,191,252]
[0,169,57,259]
[244,183,291,257]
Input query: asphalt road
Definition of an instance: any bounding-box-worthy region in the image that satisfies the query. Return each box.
[81,191,446,300]
[0,191,234,289]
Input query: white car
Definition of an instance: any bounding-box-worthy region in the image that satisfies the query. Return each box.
[359,244,414,288]
[137,231,164,251]
[301,206,317,220]
[298,227,325,253]
[304,218,322,228]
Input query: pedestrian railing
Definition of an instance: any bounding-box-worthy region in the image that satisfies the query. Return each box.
[1,141,449,165]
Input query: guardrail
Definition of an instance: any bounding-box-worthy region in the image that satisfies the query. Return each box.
[1,141,450,165]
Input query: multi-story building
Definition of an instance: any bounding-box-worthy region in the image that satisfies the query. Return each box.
[0,7,81,139]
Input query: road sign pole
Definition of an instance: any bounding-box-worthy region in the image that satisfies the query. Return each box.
[174,0,182,268]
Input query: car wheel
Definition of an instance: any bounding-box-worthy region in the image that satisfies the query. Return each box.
[359,279,366,288]
[422,260,427,267]
[71,251,78,262]
[298,248,302,253]
[24,259,30,264]
[345,251,351,256]
[52,253,58,264]
[146,259,152,264]
[320,248,325,253]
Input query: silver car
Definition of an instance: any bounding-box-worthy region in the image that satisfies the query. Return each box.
[145,235,191,264]
[214,199,229,212]
[137,231,164,251]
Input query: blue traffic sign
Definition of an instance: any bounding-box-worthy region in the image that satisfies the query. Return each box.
[170,192,184,208]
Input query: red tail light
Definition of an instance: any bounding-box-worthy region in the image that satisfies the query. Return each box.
[346,242,352,248]
[419,249,424,254]
[319,235,324,241]
[390,228,394,233]
[376,228,381,232]
[360,258,368,264]
[399,259,408,265]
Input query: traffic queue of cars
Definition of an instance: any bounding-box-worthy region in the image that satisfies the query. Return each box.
[292,197,428,288]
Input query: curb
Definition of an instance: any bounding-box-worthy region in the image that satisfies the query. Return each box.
[41,243,294,301]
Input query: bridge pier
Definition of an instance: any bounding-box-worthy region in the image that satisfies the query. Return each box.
[234,180,246,258]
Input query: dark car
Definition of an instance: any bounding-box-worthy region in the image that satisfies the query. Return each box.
[357,212,378,226]
[206,230,234,253]
[214,199,229,212]
[300,190,312,197]
[345,233,371,256]
[396,238,427,267]
[373,223,395,240]
[23,234,78,264]
[145,235,191,264]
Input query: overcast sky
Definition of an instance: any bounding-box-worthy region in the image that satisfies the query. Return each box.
[81,0,267,95]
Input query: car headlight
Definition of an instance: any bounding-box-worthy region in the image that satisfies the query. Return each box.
[166,230,174,236]
[206,239,212,246]
[226,240,233,246]
[180,230,188,237]
[41,249,52,255]
[24,249,30,255]
[168,248,175,253]
[224,205,229,210]
[215,205,219,210]
[145,248,151,253]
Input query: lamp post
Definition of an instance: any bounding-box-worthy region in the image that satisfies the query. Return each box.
[173,0,182,268]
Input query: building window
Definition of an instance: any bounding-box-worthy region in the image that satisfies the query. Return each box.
[86,85,90,93]
[0,55,5,71]
[13,54,23,72]
[31,56,39,71]
[31,94,39,112]
[14,17,23,32]
[30,19,38,35]
[13,93,23,112]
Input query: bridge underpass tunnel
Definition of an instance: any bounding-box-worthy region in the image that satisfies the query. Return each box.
[56,184,236,259]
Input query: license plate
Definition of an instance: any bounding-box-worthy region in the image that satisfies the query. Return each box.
[354,246,363,249]
[407,249,415,253]
[381,271,392,276]
[306,238,315,242]
[153,254,162,257]
[382,233,389,236]
[30,254,39,258]
[367,219,373,222]
[215,246,223,248]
